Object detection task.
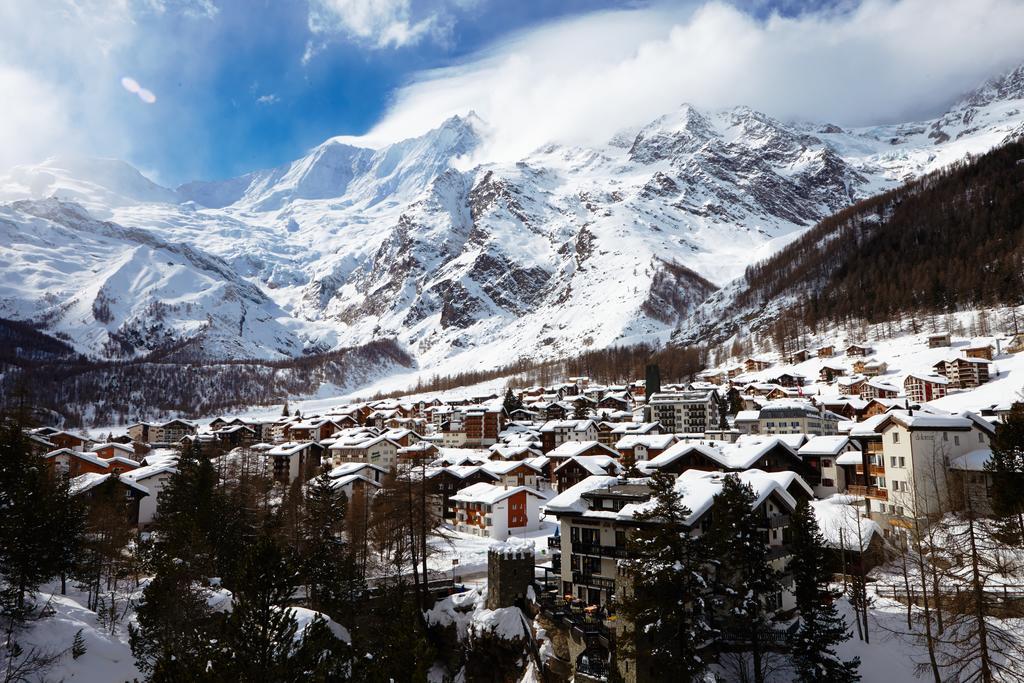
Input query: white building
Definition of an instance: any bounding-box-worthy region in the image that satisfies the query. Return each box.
[451,483,548,540]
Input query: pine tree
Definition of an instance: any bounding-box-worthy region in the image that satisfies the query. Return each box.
[618,472,711,681]
[502,387,523,415]
[129,558,218,680]
[151,440,221,578]
[213,535,305,681]
[985,404,1024,545]
[707,475,781,683]
[0,418,82,619]
[788,500,860,682]
[301,474,362,614]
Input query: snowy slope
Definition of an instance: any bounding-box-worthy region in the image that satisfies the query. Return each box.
[0,64,1022,368]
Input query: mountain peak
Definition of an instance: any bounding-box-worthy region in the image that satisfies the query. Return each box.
[958,61,1024,109]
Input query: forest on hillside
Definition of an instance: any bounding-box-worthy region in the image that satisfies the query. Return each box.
[739,139,1024,328]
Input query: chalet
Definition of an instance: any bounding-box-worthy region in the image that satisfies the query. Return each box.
[743,357,772,373]
[481,460,546,490]
[769,372,806,388]
[845,343,873,357]
[786,349,810,364]
[544,469,799,617]
[120,463,178,527]
[488,444,544,461]
[396,441,439,463]
[92,442,137,461]
[539,419,599,454]
[597,391,633,411]
[45,448,140,478]
[554,456,622,492]
[837,375,867,396]
[47,430,91,452]
[798,436,859,497]
[861,379,901,401]
[287,418,340,443]
[927,332,951,348]
[819,364,847,383]
[965,343,996,361]
[426,466,500,519]
[933,357,992,389]
[862,398,909,419]
[817,345,835,358]
[860,360,888,377]
[69,472,150,526]
[27,433,55,456]
[451,483,547,540]
[644,436,806,477]
[213,424,257,448]
[326,462,387,499]
[615,434,676,468]
[267,442,324,483]
[904,373,949,403]
[697,369,726,385]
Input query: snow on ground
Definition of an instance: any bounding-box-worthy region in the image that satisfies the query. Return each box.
[9,583,142,682]
[428,521,558,582]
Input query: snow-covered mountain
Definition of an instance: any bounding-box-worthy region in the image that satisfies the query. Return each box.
[1,64,1023,371]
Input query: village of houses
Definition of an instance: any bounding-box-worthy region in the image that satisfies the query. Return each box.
[22,326,1024,680]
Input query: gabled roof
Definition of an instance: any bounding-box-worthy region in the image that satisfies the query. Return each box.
[69,472,149,497]
[450,483,547,505]
[799,435,854,457]
[267,441,317,457]
[554,455,620,476]
[481,459,543,476]
[547,440,618,458]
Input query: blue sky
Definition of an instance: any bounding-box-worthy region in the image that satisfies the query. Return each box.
[1,0,1022,186]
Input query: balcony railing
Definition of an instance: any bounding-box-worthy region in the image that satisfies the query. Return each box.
[572,572,616,590]
[847,485,888,500]
[855,464,886,476]
[762,514,789,529]
[573,542,630,559]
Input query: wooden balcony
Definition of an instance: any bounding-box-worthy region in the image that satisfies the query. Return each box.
[855,464,886,477]
[847,485,888,500]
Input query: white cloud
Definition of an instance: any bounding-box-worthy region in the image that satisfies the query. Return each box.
[256,93,280,105]
[0,66,73,169]
[307,0,448,50]
[348,0,1024,163]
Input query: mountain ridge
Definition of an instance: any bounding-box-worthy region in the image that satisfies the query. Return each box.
[0,62,1022,381]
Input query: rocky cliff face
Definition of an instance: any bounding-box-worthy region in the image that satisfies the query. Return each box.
[1,64,1022,373]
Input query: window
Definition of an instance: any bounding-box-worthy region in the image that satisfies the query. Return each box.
[896,506,905,516]
[954,435,960,446]
[892,431,900,443]
[890,456,898,468]
[822,478,835,487]
[943,432,949,442]
[898,457,905,468]
[822,459,832,468]
[979,432,985,443]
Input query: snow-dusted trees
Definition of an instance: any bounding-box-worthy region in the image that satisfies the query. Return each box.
[788,500,860,682]
[618,472,712,681]
[706,475,782,683]
[986,404,1024,545]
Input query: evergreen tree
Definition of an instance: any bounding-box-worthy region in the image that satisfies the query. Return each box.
[129,558,219,681]
[301,474,362,614]
[618,472,711,681]
[213,535,305,681]
[707,475,781,683]
[788,500,860,682]
[152,441,219,578]
[502,387,523,415]
[572,400,590,420]
[0,418,82,619]
[985,403,1024,545]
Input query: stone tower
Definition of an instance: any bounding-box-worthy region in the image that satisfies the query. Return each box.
[486,540,535,610]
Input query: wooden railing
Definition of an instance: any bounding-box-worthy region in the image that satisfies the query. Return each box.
[847,485,888,500]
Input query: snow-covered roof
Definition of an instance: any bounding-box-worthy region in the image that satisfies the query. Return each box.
[69,472,150,497]
[810,496,882,551]
[543,476,621,515]
[328,462,387,478]
[547,440,614,458]
[267,441,316,457]
[450,482,547,505]
[836,451,863,466]
[554,455,619,476]
[481,459,542,476]
[614,434,676,450]
[948,448,992,471]
[799,435,853,457]
[120,463,177,482]
[735,410,761,421]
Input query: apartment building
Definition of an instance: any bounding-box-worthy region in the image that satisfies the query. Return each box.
[647,389,720,433]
